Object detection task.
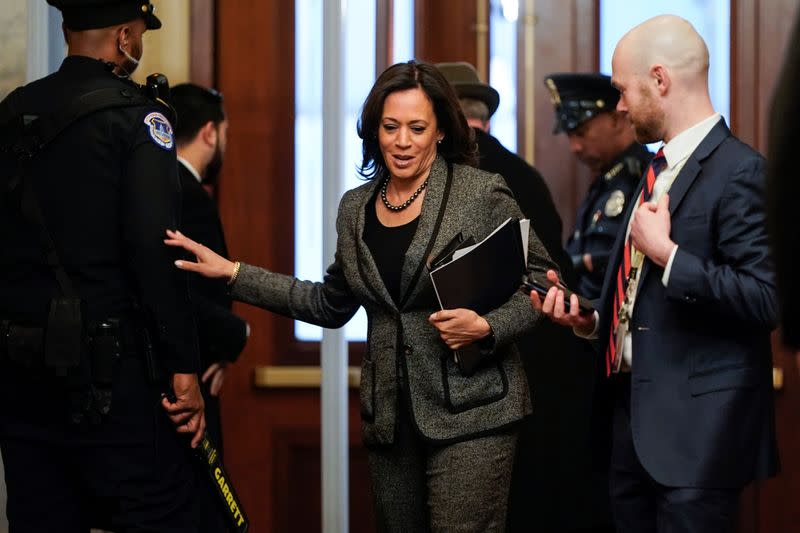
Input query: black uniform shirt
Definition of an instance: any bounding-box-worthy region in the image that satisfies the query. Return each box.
[566,142,652,299]
[0,55,199,374]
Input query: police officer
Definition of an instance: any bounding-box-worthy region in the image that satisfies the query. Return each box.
[544,73,652,300]
[0,1,204,531]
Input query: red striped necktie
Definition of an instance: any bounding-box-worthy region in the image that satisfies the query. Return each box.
[605,148,667,376]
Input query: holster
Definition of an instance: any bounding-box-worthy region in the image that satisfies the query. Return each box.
[69,318,123,425]
[0,313,136,425]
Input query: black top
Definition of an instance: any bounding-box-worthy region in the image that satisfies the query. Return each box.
[178,162,247,366]
[566,141,652,299]
[363,192,420,304]
[0,55,198,374]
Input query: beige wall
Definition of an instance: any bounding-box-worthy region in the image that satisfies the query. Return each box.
[0,1,190,98]
[133,0,191,86]
[0,2,27,100]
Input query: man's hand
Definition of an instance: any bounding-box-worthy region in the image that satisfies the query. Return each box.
[162,373,206,448]
[202,361,229,397]
[630,194,676,267]
[582,253,594,273]
[428,308,491,350]
[529,269,596,335]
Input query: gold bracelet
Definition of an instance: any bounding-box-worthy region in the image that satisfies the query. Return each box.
[227,261,241,286]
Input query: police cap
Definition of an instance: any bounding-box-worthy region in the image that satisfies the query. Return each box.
[543,73,619,133]
[47,0,162,31]
[436,61,500,118]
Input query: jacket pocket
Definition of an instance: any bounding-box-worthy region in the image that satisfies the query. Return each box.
[359,357,376,422]
[440,356,508,414]
[689,365,758,396]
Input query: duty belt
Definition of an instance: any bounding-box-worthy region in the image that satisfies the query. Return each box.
[0,317,144,369]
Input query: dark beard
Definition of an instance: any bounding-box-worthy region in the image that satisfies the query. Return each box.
[633,113,663,145]
[204,142,224,186]
[631,88,664,144]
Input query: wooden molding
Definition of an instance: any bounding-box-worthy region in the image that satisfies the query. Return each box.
[254,365,361,388]
[189,0,215,86]
[476,0,489,81]
[376,0,393,74]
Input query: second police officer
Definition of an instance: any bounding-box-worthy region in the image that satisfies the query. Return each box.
[543,72,653,533]
[544,73,652,300]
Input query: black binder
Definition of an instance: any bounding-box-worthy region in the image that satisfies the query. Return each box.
[429,218,527,376]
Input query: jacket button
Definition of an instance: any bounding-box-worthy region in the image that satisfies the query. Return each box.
[403,344,413,356]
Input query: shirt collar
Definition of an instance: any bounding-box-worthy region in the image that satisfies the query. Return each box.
[177,156,203,183]
[661,113,721,170]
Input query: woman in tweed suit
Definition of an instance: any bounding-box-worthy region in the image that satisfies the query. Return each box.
[166,61,557,532]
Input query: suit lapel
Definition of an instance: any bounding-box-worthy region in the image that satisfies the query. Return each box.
[179,163,229,258]
[639,119,730,283]
[667,120,730,216]
[397,156,449,307]
[354,178,397,310]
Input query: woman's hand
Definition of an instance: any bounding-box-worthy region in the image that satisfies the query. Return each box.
[428,308,491,350]
[164,229,236,280]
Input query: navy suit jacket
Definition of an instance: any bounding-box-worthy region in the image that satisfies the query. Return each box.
[596,119,779,488]
[178,162,247,368]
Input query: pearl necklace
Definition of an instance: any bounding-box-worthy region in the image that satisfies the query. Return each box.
[380,176,428,212]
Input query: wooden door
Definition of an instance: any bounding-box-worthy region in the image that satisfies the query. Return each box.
[732,1,800,531]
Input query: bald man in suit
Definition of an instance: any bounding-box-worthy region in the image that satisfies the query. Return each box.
[531,15,779,532]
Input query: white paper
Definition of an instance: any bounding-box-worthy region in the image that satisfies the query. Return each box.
[519,219,530,265]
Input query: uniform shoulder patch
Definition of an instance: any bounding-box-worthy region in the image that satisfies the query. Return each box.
[604,189,626,217]
[143,112,174,150]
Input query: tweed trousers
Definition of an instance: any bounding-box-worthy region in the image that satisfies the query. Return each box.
[367,395,518,533]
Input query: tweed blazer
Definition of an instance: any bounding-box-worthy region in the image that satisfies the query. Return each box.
[230,156,558,445]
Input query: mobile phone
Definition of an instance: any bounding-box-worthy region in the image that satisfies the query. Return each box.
[519,276,594,314]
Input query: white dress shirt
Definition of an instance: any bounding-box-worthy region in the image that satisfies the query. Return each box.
[579,113,722,370]
[177,156,203,183]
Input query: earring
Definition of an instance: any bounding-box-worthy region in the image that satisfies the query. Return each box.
[437,138,442,144]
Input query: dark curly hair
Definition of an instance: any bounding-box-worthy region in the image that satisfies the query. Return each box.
[357,60,478,180]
